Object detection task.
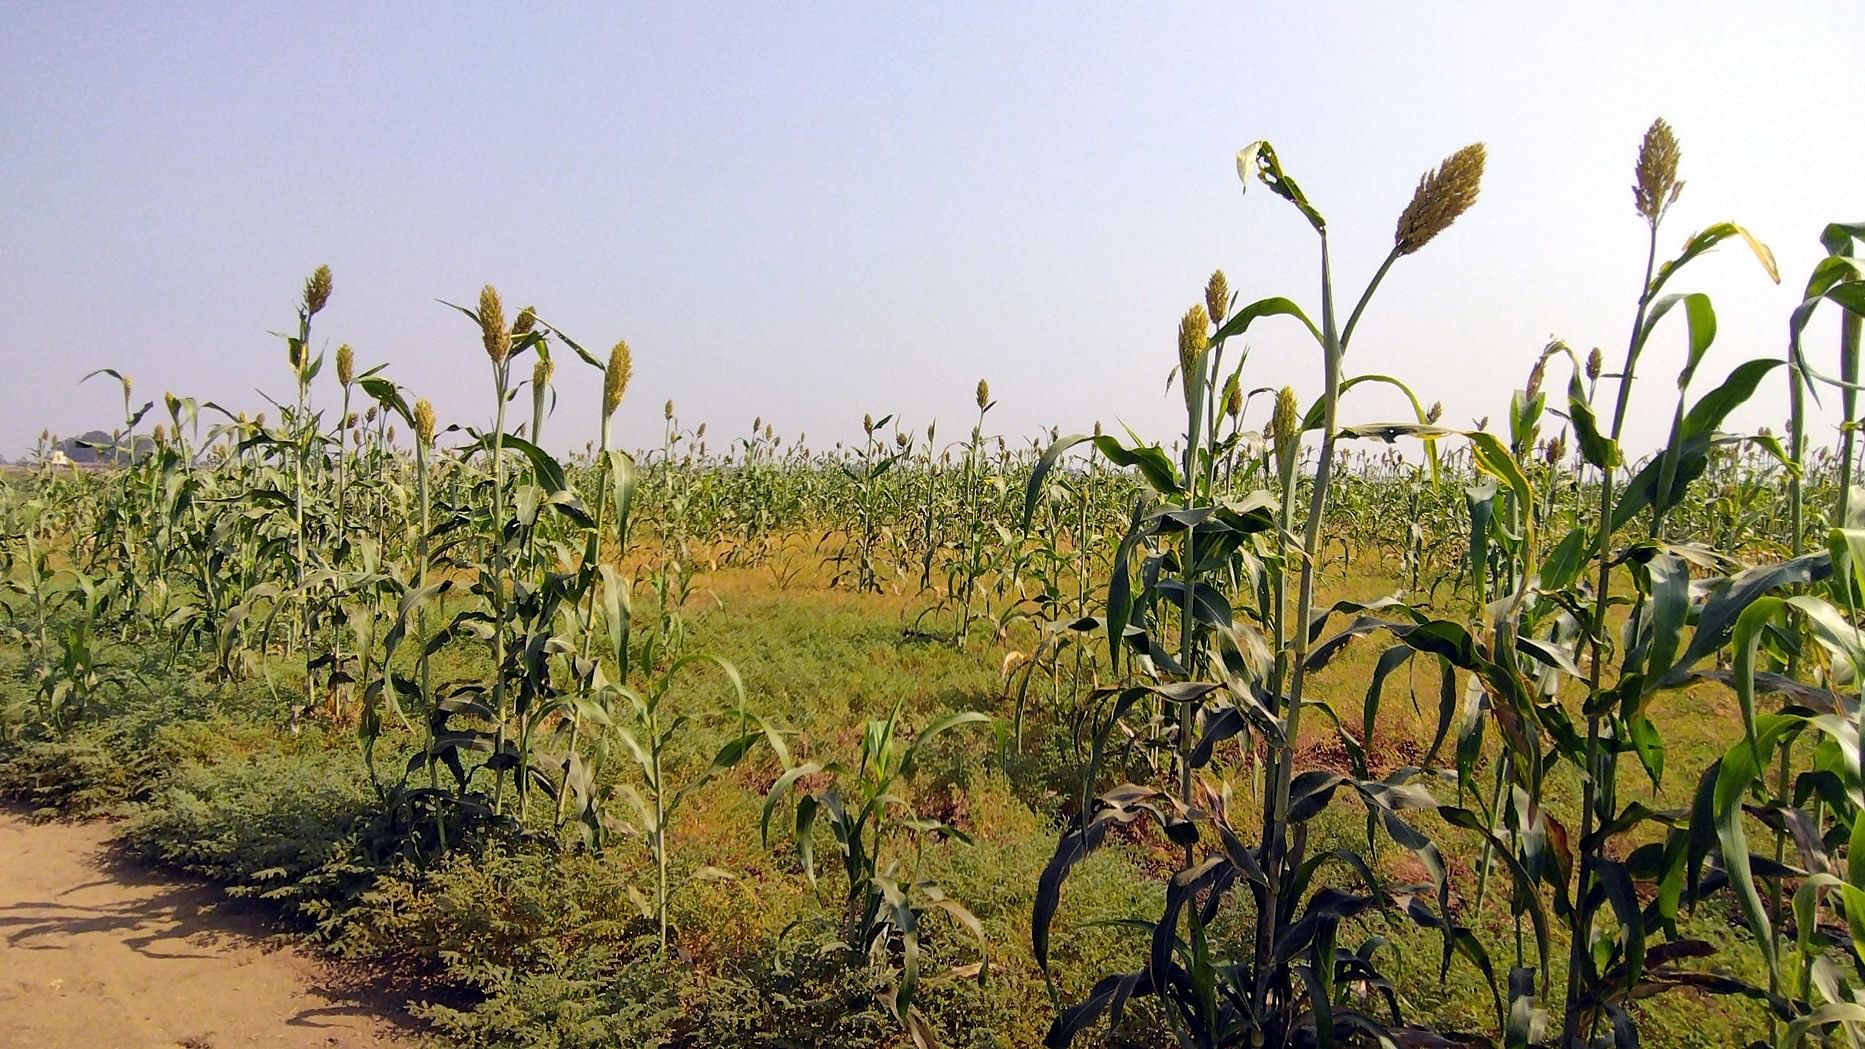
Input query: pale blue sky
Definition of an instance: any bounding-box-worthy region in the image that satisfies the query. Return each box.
[2,3,1860,459]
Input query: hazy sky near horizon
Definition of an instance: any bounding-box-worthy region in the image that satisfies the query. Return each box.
[2,3,1861,461]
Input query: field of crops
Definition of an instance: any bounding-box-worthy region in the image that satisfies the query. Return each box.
[4,123,1864,1049]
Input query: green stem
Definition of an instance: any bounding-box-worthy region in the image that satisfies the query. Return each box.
[565,414,614,825]
[1566,222,1658,1045]
[490,362,511,814]
[1839,311,1861,522]
[415,435,446,849]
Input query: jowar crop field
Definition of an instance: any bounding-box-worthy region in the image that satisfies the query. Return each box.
[5,122,1865,1049]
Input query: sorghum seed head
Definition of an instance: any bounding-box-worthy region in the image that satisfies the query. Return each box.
[863,413,874,435]
[335,344,354,386]
[1526,358,1546,399]
[365,405,378,423]
[896,432,909,449]
[514,305,537,336]
[303,265,332,316]
[478,285,510,364]
[1272,386,1301,449]
[1093,420,1103,438]
[1545,433,1567,466]
[1426,401,1444,424]
[254,411,267,428]
[1205,270,1230,326]
[664,399,674,421]
[413,398,436,447]
[1178,304,1211,378]
[1225,383,1243,418]
[346,412,358,428]
[152,423,166,445]
[603,340,632,417]
[1586,347,1603,381]
[1395,143,1486,255]
[976,379,990,411]
[1634,118,1684,228]
[696,422,706,439]
[532,353,554,390]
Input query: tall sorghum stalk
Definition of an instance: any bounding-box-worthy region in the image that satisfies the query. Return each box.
[1251,139,1484,1019]
[1776,270,1810,1020]
[520,309,546,441]
[1029,142,1484,1049]
[857,414,880,593]
[562,339,632,825]
[412,397,446,846]
[919,423,939,592]
[21,502,49,660]
[1839,308,1862,521]
[335,344,354,531]
[1174,305,1210,836]
[292,266,331,704]
[958,383,992,646]
[1266,386,1301,799]
[1067,423,1102,703]
[331,344,355,719]
[477,285,516,813]
[1566,117,1679,1046]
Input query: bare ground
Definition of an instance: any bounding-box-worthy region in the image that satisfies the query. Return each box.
[0,810,417,1049]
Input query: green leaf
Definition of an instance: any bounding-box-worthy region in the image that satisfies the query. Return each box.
[1211,295,1325,347]
[1237,139,1327,233]
[472,431,570,492]
[900,711,991,775]
[1612,359,1783,530]
[1023,434,1091,531]
[1730,596,1785,768]
[1540,526,1589,592]
[1712,715,1800,974]
[1467,432,1534,526]
[1648,222,1779,298]
[761,763,824,844]
[1568,375,1618,469]
[358,375,413,427]
[1681,358,1782,445]
[606,448,636,538]
[1633,551,1690,706]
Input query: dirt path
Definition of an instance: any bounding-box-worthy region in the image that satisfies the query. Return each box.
[0,810,417,1048]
